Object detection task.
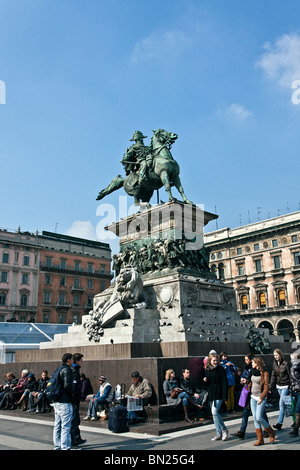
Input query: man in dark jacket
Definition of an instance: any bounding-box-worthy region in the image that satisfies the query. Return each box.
[52,353,74,451]
[28,370,50,413]
[71,353,87,448]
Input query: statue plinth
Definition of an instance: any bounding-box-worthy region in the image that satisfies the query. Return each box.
[106,201,218,246]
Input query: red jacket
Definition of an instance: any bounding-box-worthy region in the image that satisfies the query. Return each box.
[14,376,28,392]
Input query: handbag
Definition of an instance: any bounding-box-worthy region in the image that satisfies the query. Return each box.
[170,388,180,398]
[198,389,209,407]
[238,385,250,408]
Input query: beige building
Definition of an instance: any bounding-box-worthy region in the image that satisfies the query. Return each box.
[204,211,300,342]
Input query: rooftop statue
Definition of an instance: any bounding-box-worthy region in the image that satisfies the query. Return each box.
[97,129,193,205]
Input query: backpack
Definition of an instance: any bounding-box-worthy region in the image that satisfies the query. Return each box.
[45,366,64,402]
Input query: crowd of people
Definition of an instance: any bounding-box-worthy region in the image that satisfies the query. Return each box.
[162,348,300,446]
[1,347,300,449]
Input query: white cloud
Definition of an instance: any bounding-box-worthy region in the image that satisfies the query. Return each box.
[256,32,300,88]
[65,221,97,241]
[218,103,253,122]
[226,103,252,121]
[130,30,193,64]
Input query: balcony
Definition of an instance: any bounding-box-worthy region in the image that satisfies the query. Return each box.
[252,271,266,281]
[70,286,85,293]
[40,262,113,279]
[55,302,71,310]
[271,268,285,277]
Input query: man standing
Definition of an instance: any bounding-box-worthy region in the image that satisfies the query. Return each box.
[52,353,74,451]
[71,353,87,448]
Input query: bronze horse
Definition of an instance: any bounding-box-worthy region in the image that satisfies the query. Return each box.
[96,129,192,205]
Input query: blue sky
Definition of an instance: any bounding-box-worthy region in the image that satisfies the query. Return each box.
[1,0,300,255]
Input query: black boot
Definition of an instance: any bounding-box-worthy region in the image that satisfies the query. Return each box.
[289,413,300,437]
[183,406,192,423]
[273,423,282,430]
[234,430,245,439]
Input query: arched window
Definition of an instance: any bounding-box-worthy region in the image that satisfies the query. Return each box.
[218,263,225,280]
[278,289,286,307]
[211,264,217,277]
[259,292,266,308]
[241,294,248,310]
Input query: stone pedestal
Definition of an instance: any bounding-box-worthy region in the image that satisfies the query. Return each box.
[39,201,283,352]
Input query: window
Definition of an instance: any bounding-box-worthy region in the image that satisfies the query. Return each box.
[100,264,106,274]
[23,255,30,266]
[20,294,28,307]
[100,281,106,291]
[254,243,259,251]
[0,292,6,305]
[237,248,242,255]
[259,292,266,308]
[292,235,298,243]
[0,272,8,283]
[273,256,281,269]
[211,264,217,276]
[272,239,278,248]
[278,289,286,306]
[60,259,66,269]
[46,257,52,267]
[238,264,245,276]
[74,278,80,287]
[44,274,51,285]
[43,312,50,323]
[88,264,93,273]
[87,296,93,306]
[73,294,80,307]
[2,253,9,263]
[59,277,66,286]
[87,279,93,289]
[74,262,80,271]
[294,252,300,266]
[59,292,66,304]
[44,291,51,305]
[218,263,225,279]
[255,259,262,273]
[21,273,29,285]
[241,294,248,310]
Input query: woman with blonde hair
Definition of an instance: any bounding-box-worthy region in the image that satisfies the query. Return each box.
[163,369,201,423]
[248,356,276,446]
[270,348,290,430]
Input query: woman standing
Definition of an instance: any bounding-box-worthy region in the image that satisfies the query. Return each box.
[270,349,290,430]
[289,353,300,437]
[248,356,276,446]
[203,354,229,441]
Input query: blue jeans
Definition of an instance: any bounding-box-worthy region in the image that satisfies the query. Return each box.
[277,387,289,424]
[250,397,268,429]
[240,405,269,432]
[211,400,227,435]
[178,391,190,407]
[53,402,73,450]
[87,397,109,418]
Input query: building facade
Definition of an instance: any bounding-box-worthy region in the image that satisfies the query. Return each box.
[204,212,300,342]
[0,228,112,324]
